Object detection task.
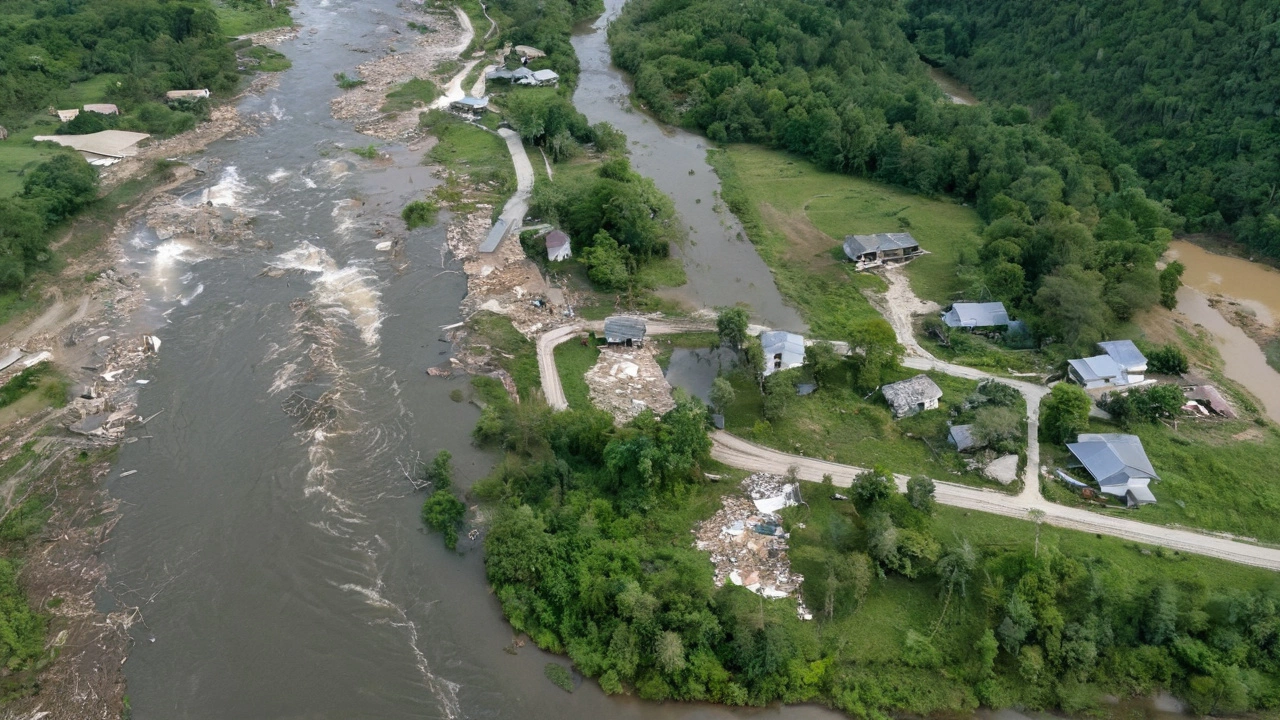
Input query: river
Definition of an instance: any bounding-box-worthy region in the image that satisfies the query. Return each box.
[100,0,842,717]
[569,0,805,333]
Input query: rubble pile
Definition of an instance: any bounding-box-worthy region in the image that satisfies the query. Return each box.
[584,345,677,422]
[694,473,811,619]
[144,194,256,246]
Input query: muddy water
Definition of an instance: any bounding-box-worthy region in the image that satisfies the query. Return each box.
[926,66,979,106]
[664,347,738,402]
[1173,286,1280,423]
[1168,240,1280,326]
[569,1,805,333]
[101,0,842,718]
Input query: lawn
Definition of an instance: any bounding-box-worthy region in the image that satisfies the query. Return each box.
[381,78,439,113]
[0,74,120,197]
[466,312,540,401]
[708,144,984,337]
[553,336,599,410]
[723,367,1017,491]
[215,1,293,37]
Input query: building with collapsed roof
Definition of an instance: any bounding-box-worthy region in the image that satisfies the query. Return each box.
[1066,433,1159,506]
[949,424,979,451]
[881,374,943,418]
[942,301,1010,329]
[518,69,559,86]
[83,103,118,115]
[545,229,571,262]
[1068,339,1148,390]
[604,316,646,346]
[1181,383,1236,419]
[450,96,490,115]
[760,331,804,377]
[842,232,922,270]
[32,130,150,167]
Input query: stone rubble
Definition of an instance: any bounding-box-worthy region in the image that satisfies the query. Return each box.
[584,345,677,423]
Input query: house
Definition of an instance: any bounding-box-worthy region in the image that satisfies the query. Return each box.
[55,109,80,123]
[949,424,978,451]
[32,130,150,167]
[942,302,1010,329]
[1067,433,1159,507]
[1068,339,1148,390]
[545,230,571,262]
[450,96,489,115]
[165,89,211,101]
[880,374,943,418]
[83,103,119,115]
[760,331,804,377]
[1182,383,1237,419]
[842,232,923,270]
[604,316,646,346]
[517,69,559,87]
[486,67,533,83]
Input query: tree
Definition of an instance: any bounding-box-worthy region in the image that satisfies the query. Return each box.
[1027,508,1046,558]
[803,341,844,387]
[906,476,935,515]
[1147,344,1188,375]
[972,405,1023,452]
[847,319,902,392]
[21,153,99,224]
[1159,261,1185,310]
[932,539,977,633]
[852,467,895,508]
[424,449,453,490]
[581,230,631,290]
[1040,383,1091,444]
[422,490,466,549]
[998,594,1036,654]
[761,373,791,421]
[655,630,687,675]
[709,376,736,414]
[1033,265,1110,349]
[716,307,750,351]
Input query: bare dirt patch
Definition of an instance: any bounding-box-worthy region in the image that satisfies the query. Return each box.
[757,202,839,271]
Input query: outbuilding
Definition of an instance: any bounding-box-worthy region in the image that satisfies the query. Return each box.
[604,316,647,347]
[880,374,943,418]
[842,232,922,270]
[760,331,804,377]
[942,302,1010,329]
[545,229,572,262]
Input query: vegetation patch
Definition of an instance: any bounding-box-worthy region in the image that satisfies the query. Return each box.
[381,78,439,113]
[544,663,574,693]
[334,72,365,89]
[401,199,439,230]
[466,312,540,401]
[553,336,599,411]
[240,45,292,73]
[421,111,515,208]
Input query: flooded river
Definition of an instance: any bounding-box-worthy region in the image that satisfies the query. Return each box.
[569,0,805,333]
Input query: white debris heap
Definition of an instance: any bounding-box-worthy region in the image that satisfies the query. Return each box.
[694,473,812,619]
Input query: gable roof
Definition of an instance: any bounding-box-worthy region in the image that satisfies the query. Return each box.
[843,232,919,258]
[604,316,647,342]
[530,69,559,81]
[1068,355,1125,384]
[545,230,570,249]
[1067,433,1159,489]
[881,374,943,414]
[760,331,804,375]
[1097,340,1146,370]
[942,302,1010,328]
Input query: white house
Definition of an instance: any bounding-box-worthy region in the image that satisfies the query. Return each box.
[760,331,804,377]
[545,230,571,262]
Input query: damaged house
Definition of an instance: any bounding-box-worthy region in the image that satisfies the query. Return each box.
[760,331,804,377]
[881,374,943,418]
[604,316,646,347]
[1068,339,1148,390]
[842,232,923,270]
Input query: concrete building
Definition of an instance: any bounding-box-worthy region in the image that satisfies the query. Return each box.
[760,331,804,377]
[842,232,922,270]
[881,374,943,418]
[1067,433,1159,506]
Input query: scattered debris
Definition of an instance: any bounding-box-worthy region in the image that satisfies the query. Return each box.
[584,345,676,423]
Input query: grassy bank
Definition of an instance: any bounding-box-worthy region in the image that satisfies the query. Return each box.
[466,312,540,401]
[553,336,599,410]
[215,0,293,37]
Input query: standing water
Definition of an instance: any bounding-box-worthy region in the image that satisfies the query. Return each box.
[569,0,805,332]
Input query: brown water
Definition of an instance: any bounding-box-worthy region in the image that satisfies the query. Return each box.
[569,0,806,332]
[1168,240,1280,326]
[926,67,979,106]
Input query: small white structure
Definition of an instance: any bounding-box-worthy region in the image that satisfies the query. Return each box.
[83,103,119,115]
[880,374,943,418]
[1068,340,1148,390]
[545,229,571,262]
[517,69,559,87]
[166,89,211,101]
[1067,433,1159,506]
[56,109,80,123]
[760,331,804,377]
[942,302,1010,329]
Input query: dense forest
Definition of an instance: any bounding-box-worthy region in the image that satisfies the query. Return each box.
[906,0,1280,258]
[442,374,1280,716]
[609,0,1185,351]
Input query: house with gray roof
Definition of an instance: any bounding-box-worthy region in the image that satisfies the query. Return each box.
[604,316,647,346]
[880,374,943,418]
[942,302,1010,329]
[1067,433,1158,506]
[450,96,490,115]
[842,232,922,270]
[1068,339,1148,390]
[545,229,571,262]
[518,69,559,87]
[760,331,805,377]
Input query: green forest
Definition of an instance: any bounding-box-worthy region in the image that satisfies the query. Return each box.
[438,374,1280,717]
[608,0,1191,352]
[905,0,1280,259]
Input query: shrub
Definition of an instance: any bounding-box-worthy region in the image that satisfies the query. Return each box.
[402,199,439,229]
[1040,383,1091,444]
[421,490,466,549]
[544,663,574,692]
[334,72,365,89]
[1147,344,1189,375]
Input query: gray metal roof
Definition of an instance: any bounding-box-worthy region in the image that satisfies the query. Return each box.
[760,331,804,376]
[942,302,1010,328]
[604,316,647,342]
[1125,485,1157,506]
[453,96,489,108]
[949,424,977,451]
[1097,340,1146,370]
[843,232,919,258]
[1067,433,1159,490]
[1068,355,1124,384]
[530,69,558,81]
[881,374,942,415]
[544,229,570,249]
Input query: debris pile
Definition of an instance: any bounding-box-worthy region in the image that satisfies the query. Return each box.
[694,473,811,618]
[584,345,676,422]
[145,194,255,246]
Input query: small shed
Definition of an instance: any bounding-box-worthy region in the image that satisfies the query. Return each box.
[880,374,943,418]
[842,232,922,270]
[518,69,559,87]
[83,103,119,115]
[949,424,978,452]
[760,331,804,377]
[56,109,80,123]
[450,96,489,114]
[166,89,211,101]
[545,229,571,262]
[604,316,646,347]
[942,302,1010,329]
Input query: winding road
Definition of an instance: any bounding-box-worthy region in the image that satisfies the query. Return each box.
[530,267,1280,570]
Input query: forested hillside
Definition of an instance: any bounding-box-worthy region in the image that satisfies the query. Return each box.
[610,0,1179,351]
[906,0,1280,257]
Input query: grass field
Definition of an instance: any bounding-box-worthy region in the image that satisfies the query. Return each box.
[553,336,599,410]
[0,74,121,197]
[709,145,983,336]
[467,312,540,401]
[215,2,293,37]
[381,78,439,113]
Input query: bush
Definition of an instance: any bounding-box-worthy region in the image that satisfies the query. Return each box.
[334,72,365,89]
[544,663,574,692]
[424,450,453,490]
[21,153,98,224]
[1040,383,1092,444]
[402,199,439,229]
[421,490,466,549]
[1147,344,1189,375]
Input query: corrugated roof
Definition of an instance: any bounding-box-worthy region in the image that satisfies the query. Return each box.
[1067,433,1159,491]
[760,331,804,376]
[1098,340,1146,370]
[545,230,570,248]
[1068,355,1124,384]
[843,232,919,258]
[530,69,558,81]
[942,302,1010,328]
[453,96,489,108]
[479,218,509,253]
[604,316,647,342]
[33,130,150,158]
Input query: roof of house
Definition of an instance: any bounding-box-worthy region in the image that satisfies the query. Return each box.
[83,103,118,114]
[1097,340,1146,369]
[530,69,559,81]
[760,331,804,367]
[1126,485,1157,505]
[514,45,546,58]
[452,96,489,108]
[1068,355,1125,384]
[56,109,79,122]
[545,229,570,249]
[1185,384,1237,418]
[604,316,647,342]
[510,67,534,79]
[949,424,978,451]
[1067,433,1159,489]
[32,130,150,159]
[881,374,943,414]
[942,302,1010,328]
[166,89,210,99]
[479,218,509,253]
[843,232,919,258]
